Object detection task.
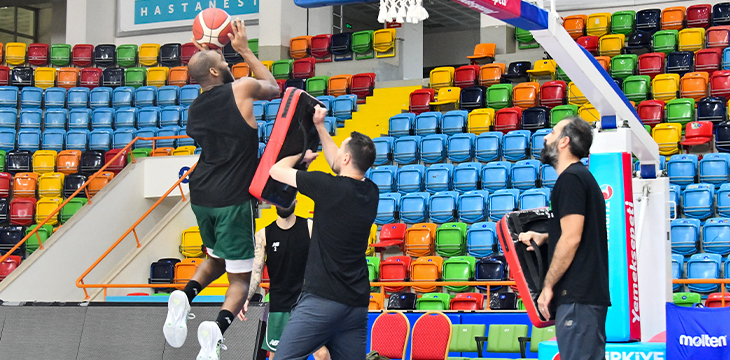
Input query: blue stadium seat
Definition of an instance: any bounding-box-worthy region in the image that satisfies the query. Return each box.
[115,107,137,128]
[667,154,699,189]
[633,156,667,173]
[531,128,552,159]
[0,86,18,107]
[112,86,135,108]
[157,126,180,148]
[447,133,475,163]
[67,87,90,108]
[702,218,730,255]
[429,191,458,223]
[458,190,489,223]
[180,85,201,106]
[253,100,268,122]
[44,108,68,129]
[20,87,42,108]
[580,157,589,166]
[68,108,92,129]
[258,142,266,158]
[43,87,66,108]
[453,162,482,193]
[181,106,188,126]
[699,153,730,188]
[0,108,16,128]
[400,192,430,224]
[160,106,183,127]
[323,117,336,135]
[670,218,701,255]
[373,136,394,166]
[511,159,541,190]
[441,110,468,135]
[475,132,503,162]
[671,253,683,292]
[113,128,136,149]
[265,99,281,122]
[66,130,89,151]
[17,129,41,152]
[157,86,180,106]
[717,184,730,218]
[368,165,398,193]
[519,187,551,210]
[481,161,512,191]
[89,129,113,151]
[194,147,202,154]
[178,127,194,147]
[264,121,274,143]
[522,106,550,131]
[376,192,402,225]
[682,183,715,220]
[256,121,264,142]
[315,95,336,115]
[724,47,730,70]
[89,87,113,108]
[135,127,158,148]
[332,94,357,121]
[91,107,115,129]
[488,189,520,221]
[541,164,558,188]
[419,134,448,163]
[389,113,415,138]
[0,129,15,152]
[687,253,722,293]
[669,184,681,219]
[138,107,161,128]
[135,86,158,107]
[393,135,421,165]
[502,130,531,161]
[415,112,442,136]
[697,96,726,123]
[19,108,42,129]
[42,129,66,152]
[467,221,498,258]
[424,163,454,193]
[396,164,425,193]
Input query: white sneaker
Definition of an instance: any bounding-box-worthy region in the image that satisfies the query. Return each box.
[197,321,227,360]
[163,290,195,348]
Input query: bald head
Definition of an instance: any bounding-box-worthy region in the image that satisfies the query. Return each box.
[188,50,234,86]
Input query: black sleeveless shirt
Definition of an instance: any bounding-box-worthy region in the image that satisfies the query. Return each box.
[265,217,311,312]
[186,82,259,207]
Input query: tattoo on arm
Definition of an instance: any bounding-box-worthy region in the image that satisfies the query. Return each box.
[247,230,266,301]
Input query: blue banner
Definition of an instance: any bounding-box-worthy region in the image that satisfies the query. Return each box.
[134,0,258,25]
[667,303,730,359]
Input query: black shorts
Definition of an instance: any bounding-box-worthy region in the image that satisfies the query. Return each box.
[555,303,608,360]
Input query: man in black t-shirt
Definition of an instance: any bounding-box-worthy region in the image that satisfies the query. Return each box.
[268,105,378,360]
[519,117,610,360]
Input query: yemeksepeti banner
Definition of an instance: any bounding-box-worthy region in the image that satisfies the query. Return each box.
[667,303,730,359]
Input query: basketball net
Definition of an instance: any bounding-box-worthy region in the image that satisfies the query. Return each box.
[377,0,429,24]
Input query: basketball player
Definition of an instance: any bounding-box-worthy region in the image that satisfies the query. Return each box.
[163,19,280,360]
[267,105,378,360]
[237,199,330,360]
[518,117,609,360]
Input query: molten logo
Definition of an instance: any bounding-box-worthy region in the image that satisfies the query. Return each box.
[679,334,728,348]
[601,184,613,200]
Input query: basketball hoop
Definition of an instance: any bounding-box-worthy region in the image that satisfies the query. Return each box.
[377,0,429,24]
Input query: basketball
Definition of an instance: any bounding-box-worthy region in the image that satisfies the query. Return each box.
[192,8,234,49]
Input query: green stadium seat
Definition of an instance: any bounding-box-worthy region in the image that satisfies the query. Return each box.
[517,298,525,310]
[25,224,53,254]
[435,222,467,257]
[0,149,6,172]
[449,324,487,355]
[556,66,570,83]
[272,60,293,80]
[352,30,374,60]
[515,27,539,49]
[50,44,72,67]
[666,98,695,130]
[520,325,556,357]
[487,84,513,109]
[443,255,476,292]
[124,67,146,89]
[61,197,88,224]
[653,30,679,54]
[550,104,579,127]
[673,292,701,307]
[610,54,638,79]
[117,44,139,68]
[623,75,652,102]
[611,10,636,35]
[128,148,152,162]
[482,324,529,355]
[366,256,380,291]
[416,293,451,310]
[248,39,259,58]
[306,76,329,97]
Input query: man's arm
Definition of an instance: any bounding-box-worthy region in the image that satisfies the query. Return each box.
[227,18,279,99]
[312,105,338,167]
[269,151,318,188]
[518,231,549,251]
[247,229,267,302]
[543,215,584,288]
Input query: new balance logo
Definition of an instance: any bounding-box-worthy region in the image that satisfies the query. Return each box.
[679,334,728,348]
[272,242,280,252]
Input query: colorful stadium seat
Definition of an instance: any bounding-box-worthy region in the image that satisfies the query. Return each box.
[564,15,587,39]
[687,4,712,29]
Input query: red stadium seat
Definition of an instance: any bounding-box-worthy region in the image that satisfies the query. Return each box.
[275,79,286,98]
[687,4,712,29]
[292,58,315,79]
[104,149,128,175]
[576,36,599,55]
[370,311,410,359]
[680,121,713,150]
[494,107,523,134]
[450,292,485,310]
[705,293,730,307]
[80,67,103,89]
[454,65,481,88]
[350,73,375,103]
[372,223,406,257]
[710,70,730,98]
[72,44,94,67]
[706,26,730,48]
[539,80,567,108]
[409,89,436,114]
[10,197,36,226]
[0,66,9,86]
[379,256,411,292]
[0,255,21,281]
[638,52,666,80]
[0,172,10,198]
[695,48,724,75]
[637,99,666,129]
[180,42,199,65]
[310,34,332,63]
[27,43,49,66]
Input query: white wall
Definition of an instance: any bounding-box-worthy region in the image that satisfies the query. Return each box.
[423,29,481,68]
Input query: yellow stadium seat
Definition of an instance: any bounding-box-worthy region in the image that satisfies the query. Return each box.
[564,15,588,40]
[139,43,160,66]
[369,292,384,310]
[38,172,65,198]
[32,150,57,174]
[373,29,396,58]
[479,63,506,87]
[366,224,377,256]
[181,226,205,258]
[261,61,274,72]
[411,255,444,293]
[328,74,352,97]
[652,74,680,102]
[599,34,625,58]
[172,146,197,156]
[430,67,455,90]
[513,82,540,108]
[36,197,62,226]
[468,108,495,134]
[5,42,27,66]
[34,67,57,89]
[679,72,710,102]
[586,13,611,37]
[526,60,556,81]
[430,87,460,109]
[678,28,706,52]
[652,123,682,155]
[405,223,437,257]
[578,103,600,124]
[231,63,250,79]
[568,82,588,105]
[661,6,686,31]
[87,172,114,198]
[146,67,169,87]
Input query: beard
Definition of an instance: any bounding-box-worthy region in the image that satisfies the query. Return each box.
[220,66,235,84]
[540,140,559,168]
[276,203,296,219]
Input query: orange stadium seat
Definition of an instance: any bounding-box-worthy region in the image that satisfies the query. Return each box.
[404,223,438,257]
[150,147,174,157]
[57,67,80,89]
[328,74,352,97]
[479,63,506,87]
[87,172,115,198]
[512,82,540,109]
[661,6,687,30]
[57,150,82,175]
[680,72,710,102]
[13,172,38,198]
[466,43,496,64]
[564,15,588,40]
[706,26,730,48]
[411,256,444,293]
[594,56,611,72]
[174,258,202,283]
[290,36,312,59]
[168,66,189,87]
[369,293,385,310]
[231,63,250,79]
